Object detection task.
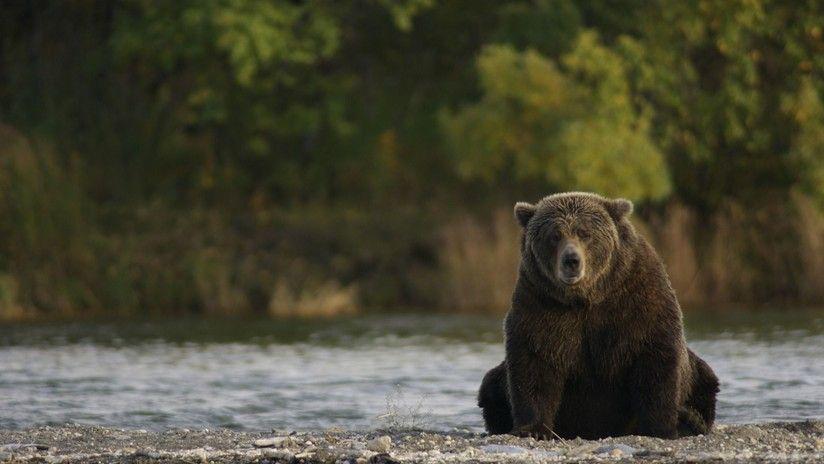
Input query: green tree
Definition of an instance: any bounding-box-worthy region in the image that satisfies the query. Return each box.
[111,0,347,203]
[442,33,670,201]
[623,0,824,210]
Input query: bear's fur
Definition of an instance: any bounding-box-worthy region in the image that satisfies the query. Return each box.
[478,192,719,439]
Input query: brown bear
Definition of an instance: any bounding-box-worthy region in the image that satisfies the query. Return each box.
[478,192,719,440]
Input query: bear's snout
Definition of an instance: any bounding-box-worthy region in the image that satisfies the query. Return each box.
[562,252,581,271]
[557,243,585,284]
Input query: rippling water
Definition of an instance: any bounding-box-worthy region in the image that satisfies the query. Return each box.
[0,310,822,431]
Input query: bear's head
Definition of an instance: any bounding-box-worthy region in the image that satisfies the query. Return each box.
[514,192,635,301]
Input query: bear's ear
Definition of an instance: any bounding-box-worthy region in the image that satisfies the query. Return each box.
[514,202,537,228]
[605,198,633,222]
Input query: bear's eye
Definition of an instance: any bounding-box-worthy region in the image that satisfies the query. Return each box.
[576,229,591,240]
[548,230,562,242]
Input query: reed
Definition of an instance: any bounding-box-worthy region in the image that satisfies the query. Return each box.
[792,192,824,304]
[439,198,824,312]
[439,209,520,312]
[268,280,359,318]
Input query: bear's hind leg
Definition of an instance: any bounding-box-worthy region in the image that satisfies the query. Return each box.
[677,406,709,436]
[679,349,719,436]
[478,361,513,434]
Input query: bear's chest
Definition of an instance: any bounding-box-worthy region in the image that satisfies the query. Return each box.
[529,313,641,381]
[577,324,638,380]
[529,313,642,383]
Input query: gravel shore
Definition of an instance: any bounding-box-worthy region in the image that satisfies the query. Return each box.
[0,421,821,463]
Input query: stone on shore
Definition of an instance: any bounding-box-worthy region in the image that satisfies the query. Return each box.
[252,436,293,448]
[366,435,392,453]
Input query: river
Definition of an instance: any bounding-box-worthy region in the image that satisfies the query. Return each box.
[0,310,822,431]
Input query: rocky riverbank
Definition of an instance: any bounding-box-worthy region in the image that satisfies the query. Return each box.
[0,421,822,463]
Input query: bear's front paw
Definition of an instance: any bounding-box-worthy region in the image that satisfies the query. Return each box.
[511,423,555,441]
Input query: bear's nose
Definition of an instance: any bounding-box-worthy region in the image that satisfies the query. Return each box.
[562,252,581,272]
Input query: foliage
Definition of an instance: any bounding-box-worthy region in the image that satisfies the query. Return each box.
[493,0,582,58]
[1,0,823,316]
[110,0,347,201]
[621,0,824,208]
[442,33,670,201]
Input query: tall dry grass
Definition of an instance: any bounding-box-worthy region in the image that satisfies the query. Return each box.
[440,209,521,312]
[646,202,756,306]
[0,125,98,319]
[0,273,27,320]
[191,247,249,316]
[792,193,824,304]
[648,196,824,308]
[640,204,703,307]
[268,280,359,318]
[0,128,371,320]
[439,197,824,312]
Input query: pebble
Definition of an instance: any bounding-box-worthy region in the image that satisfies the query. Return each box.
[532,449,562,458]
[685,451,732,462]
[479,444,529,454]
[366,436,392,453]
[594,444,639,456]
[569,443,600,455]
[0,444,50,452]
[186,448,209,463]
[253,436,292,448]
[478,445,561,458]
[261,448,294,460]
[315,446,357,461]
[369,453,400,464]
[0,451,11,462]
[635,448,674,457]
[134,449,162,459]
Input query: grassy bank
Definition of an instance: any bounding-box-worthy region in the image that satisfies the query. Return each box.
[1,131,823,321]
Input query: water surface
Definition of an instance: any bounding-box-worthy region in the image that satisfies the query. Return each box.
[1,310,822,431]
